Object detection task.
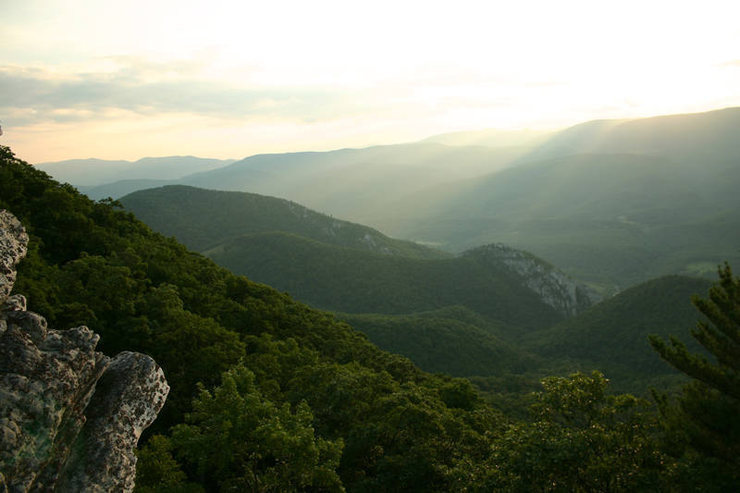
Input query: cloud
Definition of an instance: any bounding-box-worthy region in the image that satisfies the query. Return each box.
[0,63,361,126]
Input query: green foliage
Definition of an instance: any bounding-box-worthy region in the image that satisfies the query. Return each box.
[168,365,344,492]
[478,371,670,492]
[7,143,734,491]
[135,436,204,493]
[121,185,573,334]
[235,333,500,491]
[203,231,562,332]
[0,145,503,491]
[526,275,712,392]
[650,264,740,487]
[338,310,533,377]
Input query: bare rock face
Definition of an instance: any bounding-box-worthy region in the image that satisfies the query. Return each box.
[0,210,169,492]
[465,243,602,316]
[0,211,27,302]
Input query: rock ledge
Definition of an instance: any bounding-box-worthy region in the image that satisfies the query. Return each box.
[0,210,169,492]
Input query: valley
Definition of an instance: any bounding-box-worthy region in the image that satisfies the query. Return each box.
[4,106,739,490]
[6,2,740,489]
[40,107,740,292]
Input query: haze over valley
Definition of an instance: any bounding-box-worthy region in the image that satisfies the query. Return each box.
[3,1,740,490]
[39,107,740,292]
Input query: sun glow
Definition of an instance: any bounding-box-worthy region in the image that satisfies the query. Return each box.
[2,0,740,162]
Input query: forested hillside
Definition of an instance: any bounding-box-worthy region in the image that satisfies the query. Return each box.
[121,186,601,385]
[120,184,726,395]
[524,275,713,391]
[0,145,494,491]
[392,152,740,289]
[120,185,447,258]
[44,108,740,293]
[336,308,533,377]
[3,144,738,490]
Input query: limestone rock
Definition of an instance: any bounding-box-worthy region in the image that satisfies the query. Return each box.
[57,352,169,492]
[0,210,169,492]
[0,210,28,303]
[465,243,602,316]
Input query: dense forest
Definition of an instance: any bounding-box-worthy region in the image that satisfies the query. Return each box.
[2,144,739,491]
[120,184,714,397]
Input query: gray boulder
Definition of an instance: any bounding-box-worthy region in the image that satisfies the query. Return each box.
[0,210,169,492]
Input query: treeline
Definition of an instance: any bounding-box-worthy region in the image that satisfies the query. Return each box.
[1,144,737,491]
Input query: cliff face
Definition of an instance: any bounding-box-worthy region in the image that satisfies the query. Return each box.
[0,210,169,492]
[466,243,602,316]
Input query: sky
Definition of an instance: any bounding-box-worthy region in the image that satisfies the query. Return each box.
[2,0,740,163]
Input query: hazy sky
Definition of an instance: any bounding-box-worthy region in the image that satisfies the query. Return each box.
[2,0,740,162]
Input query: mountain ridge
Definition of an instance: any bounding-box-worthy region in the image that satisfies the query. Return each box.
[120,185,600,380]
[121,185,448,259]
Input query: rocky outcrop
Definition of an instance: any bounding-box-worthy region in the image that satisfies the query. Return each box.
[466,243,602,316]
[0,210,169,492]
[0,211,27,302]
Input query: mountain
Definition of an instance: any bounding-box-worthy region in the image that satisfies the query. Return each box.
[174,142,528,227]
[422,128,552,148]
[522,275,713,391]
[385,108,740,289]
[82,178,174,200]
[1,144,509,491]
[121,186,597,328]
[204,231,566,329]
[120,186,601,383]
[5,143,734,488]
[525,107,740,163]
[120,185,448,258]
[36,155,235,187]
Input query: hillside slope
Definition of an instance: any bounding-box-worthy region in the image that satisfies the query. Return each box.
[527,106,740,163]
[121,186,598,329]
[523,275,712,390]
[393,154,740,288]
[204,232,593,330]
[121,185,601,380]
[337,307,535,377]
[176,142,527,226]
[1,144,508,491]
[121,185,449,258]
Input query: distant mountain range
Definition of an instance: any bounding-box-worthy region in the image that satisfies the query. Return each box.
[422,127,552,147]
[36,155,235,187]
[39,107,740,291]
[119,184,714,394]
[121,185,602,383]
[121,186,594,324]
[391,109,740,288]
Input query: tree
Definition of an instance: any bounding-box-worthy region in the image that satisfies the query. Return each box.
[649,263,740,487]
[478,371,669,492]
[167,364,345,492]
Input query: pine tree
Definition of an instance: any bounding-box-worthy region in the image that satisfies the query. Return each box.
[649,263,740,486]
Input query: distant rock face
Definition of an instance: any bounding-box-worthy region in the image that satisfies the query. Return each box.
[0,210,169,492]
[468,243,601,316]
